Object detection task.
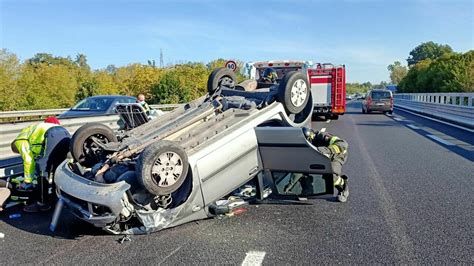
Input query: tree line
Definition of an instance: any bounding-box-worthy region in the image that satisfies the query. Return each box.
[0,49,245,111]
[387,42,473,93]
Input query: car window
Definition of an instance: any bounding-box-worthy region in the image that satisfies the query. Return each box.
[371,91,391,100]
[116,97,137,104]
[72,98,114,111]
[271,172,328,196]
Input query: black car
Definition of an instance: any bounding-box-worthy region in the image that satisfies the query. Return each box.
[59,95,137,118]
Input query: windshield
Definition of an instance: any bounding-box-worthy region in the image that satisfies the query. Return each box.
[371,91,391,100]
[72,97,114,111]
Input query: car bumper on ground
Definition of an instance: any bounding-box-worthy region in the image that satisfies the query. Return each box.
[54,161,130,228]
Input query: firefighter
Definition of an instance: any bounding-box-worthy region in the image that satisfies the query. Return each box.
[259,67,278,84]
[137,93,151,116]
[302,127,349,202]
[10,116,61,212]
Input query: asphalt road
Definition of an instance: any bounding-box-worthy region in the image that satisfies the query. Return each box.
[1,100,472,264]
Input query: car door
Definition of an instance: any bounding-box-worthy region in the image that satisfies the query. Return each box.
[255,127,334,197]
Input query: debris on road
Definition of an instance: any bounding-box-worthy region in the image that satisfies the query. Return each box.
[118,235,131,244]
[0,232,5,239]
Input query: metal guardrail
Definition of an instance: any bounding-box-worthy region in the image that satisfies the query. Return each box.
[394,93,474,129]
[0,115,122,161]
[394,93,474,107]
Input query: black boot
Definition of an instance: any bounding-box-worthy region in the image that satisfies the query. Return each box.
[335,175,349,203]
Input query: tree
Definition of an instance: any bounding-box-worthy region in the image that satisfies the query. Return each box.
[407,41,453,66]
[0,49,23,111]
[27,53,75,67]
[398,59,432,93]
[18,63,78,109]
[151,72,190,104]
[75,53,90,71]
[373,81,388,89]
[387,61,408,84]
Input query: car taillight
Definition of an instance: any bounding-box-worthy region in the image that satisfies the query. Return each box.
[390,97,393,106]
[367,97,372,105]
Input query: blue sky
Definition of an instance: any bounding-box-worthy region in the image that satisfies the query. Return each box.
[1,0,472,83]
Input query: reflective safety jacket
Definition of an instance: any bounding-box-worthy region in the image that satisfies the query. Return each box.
[139,101,151,115]
[14,122,58,156]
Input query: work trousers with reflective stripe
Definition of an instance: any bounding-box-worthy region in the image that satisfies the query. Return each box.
[14,140,39,183]
[317,139,348,177]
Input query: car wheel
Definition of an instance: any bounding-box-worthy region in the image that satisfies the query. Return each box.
[207,67,237,96]
[277,71,310,114]
[330,114,339,120]
[70,123,118,167]
[362,107,366,114]
[136,141,189,196]
[388,111,393,114]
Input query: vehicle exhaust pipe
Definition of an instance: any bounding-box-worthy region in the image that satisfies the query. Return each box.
[49,198,64,232]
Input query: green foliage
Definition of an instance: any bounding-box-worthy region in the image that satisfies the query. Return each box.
[151,72,190,104]
[387,61,408,84]
[407,41,453,66]
[0,49,22,111]
[399,50,473,93]
[346,82,372,94]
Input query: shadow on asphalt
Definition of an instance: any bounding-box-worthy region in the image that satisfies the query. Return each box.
[0,204,105,239]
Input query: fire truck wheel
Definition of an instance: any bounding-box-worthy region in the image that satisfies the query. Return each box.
[207,67,237,96]
[137,141,189,196]
[71,123,118,167]
[277,71,310,114]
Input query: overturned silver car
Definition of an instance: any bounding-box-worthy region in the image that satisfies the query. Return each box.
[53,68,335,234]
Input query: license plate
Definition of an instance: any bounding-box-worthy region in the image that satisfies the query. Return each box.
[376,103,385,106]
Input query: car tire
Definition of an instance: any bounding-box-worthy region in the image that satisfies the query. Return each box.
[362,107,366,114]
[388,111,393,115]
[207,67,237,96]
[136,141,189,196]
[277,71,310,114]
[70,123,118,167]
[331,114,339,120]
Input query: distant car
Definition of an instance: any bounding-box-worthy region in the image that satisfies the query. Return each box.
[345,95,353,101]
[362,89,393,114]
[58,95,137,118]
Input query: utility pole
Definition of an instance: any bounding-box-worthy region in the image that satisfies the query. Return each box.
[160,49,164,68]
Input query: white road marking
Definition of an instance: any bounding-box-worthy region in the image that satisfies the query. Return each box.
[242,251,266,266]
[406,124,420,130]
[427,134,455,146]
[393,117,403,121]
[320,127,326,132]
[394,106,474,133]
[158,246,182,265]
[325,119,331,123]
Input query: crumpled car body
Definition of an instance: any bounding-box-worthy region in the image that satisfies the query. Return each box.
[54,68,335,234]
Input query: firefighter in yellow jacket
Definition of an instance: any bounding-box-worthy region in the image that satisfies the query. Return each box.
[9,116,61,212]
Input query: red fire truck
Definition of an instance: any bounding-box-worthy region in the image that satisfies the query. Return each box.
[308,63,346,120]
[242,61,346,120]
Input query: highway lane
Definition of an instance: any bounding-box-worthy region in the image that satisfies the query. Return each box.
[0,100,472,264]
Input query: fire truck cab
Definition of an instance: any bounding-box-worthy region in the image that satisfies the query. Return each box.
[243,61,346,120]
